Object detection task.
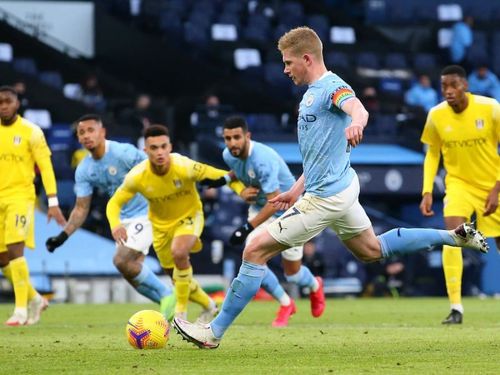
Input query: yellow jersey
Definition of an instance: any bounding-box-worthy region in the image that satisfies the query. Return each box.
[107,153,244,229]
[421,93,500,191]
[0,115,57,200]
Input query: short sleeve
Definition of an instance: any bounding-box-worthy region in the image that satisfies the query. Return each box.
[30,126,52,160]
[420,111,441,147]
[74,164,93,197]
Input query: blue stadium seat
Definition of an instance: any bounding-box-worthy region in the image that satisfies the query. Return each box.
[325,51,350,71]
[466,45,489,67]
[47,123,73,152]
[39,71,64,90]
[243,26,269,44]
[263,62,292,93]
[305,14,329,42]
[217,12,241,25]
[51,151,74,180]
[184,22,209,46]
[278,4,304,29]
[158,11,183,35]
[222,1,245,15]
[12,57,37,76]
[247,13,271,30]
[413,53,438,72]
[246,113,280,135]
[415,2,437,22]
[387,2,414,24]
[373,113,398,136]
[378,77,403,95]
[56,179,76,209]
[384,53,408,70]
[364,0,388,24]
[473,31,488,50]
[357,52,380,69]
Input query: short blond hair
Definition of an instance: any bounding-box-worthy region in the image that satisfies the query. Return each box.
[277,27,323,60]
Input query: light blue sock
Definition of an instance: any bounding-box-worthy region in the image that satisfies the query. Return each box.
[132,264,172,304]
[285,265,316,289]
[261,267,286,301]
[211,260,266,339]
[378,228,455,258]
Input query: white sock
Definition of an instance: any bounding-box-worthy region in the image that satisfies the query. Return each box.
[279,293,291,306]
[311,278,319,292]
[451,304,464,314]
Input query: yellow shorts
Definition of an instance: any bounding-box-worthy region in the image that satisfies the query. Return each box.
[443,183,500,237]
[153,211,204,269]
[0,199,35,252]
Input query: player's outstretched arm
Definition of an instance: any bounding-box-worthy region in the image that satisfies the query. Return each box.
[46,196,92,252]
[46,197,67,226]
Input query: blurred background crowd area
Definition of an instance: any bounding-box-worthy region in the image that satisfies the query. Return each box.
[1,0,499,298]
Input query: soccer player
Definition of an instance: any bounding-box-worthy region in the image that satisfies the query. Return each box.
[202,115,325,327]
[45,114,176,318]
[173,27,489,349]
[0,86,66,326]
[419,65,499,324]
[106,125,245,321]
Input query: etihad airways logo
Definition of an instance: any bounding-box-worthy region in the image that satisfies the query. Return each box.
[443,138,486,148]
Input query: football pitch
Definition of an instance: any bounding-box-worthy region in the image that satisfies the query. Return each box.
[1,298,499,374]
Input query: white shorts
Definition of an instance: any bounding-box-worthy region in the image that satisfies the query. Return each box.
[121,215,153,254]
[267,175,372,247]
[247,207,303,261]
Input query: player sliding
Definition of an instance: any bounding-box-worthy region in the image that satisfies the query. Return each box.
[173,27,489,349]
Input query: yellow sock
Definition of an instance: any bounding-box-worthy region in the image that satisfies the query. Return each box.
[173,266,193,314]
[2,263,13,282]
[2,263,38,300]
[442,245,463,305]
[10,257,33,309]
[189,278,212,310]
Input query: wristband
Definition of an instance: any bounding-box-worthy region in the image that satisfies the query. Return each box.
[48,196,59,207]
[223,174,232,184]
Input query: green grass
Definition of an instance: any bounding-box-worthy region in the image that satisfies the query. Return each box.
[1,298,499,374]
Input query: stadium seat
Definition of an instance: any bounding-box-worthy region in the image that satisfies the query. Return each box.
[263,62,291,93]
[63,83,83,100]
[330,26,356,44]
[325,51,350,71]
[384,53,408,70]
[437,4,462,22]
[388,2,414,24]
[39,71,64,90]
[243,26,269,44]
[24,109,52,129]
[184,22,209,46]
[364,0,387,24]
[415,2,437,22]
[413,53,438,72]
[234,48,261,70]
[211,24,238,42]
[357,52,380,69]
[12,57,38,76]
[0,43,13,62]
[246,113,280,135]
[305,14,330,42]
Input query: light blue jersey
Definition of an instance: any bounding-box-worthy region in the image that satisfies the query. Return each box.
[297,71,356,197]
[223,141,295,215]
[74,140,148,219]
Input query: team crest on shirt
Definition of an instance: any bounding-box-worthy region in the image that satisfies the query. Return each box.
[173,179,182,188]
[108,166,117,176]
[13,136,21,145]
[247,169,256,179]
[475,119,484,129]
[305,94,314,107]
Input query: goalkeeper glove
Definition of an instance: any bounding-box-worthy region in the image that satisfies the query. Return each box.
[199,174,232,188]
[46,231,69,253]
[229,222,254,246]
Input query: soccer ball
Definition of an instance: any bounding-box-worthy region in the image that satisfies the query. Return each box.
[126,310,170,349]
